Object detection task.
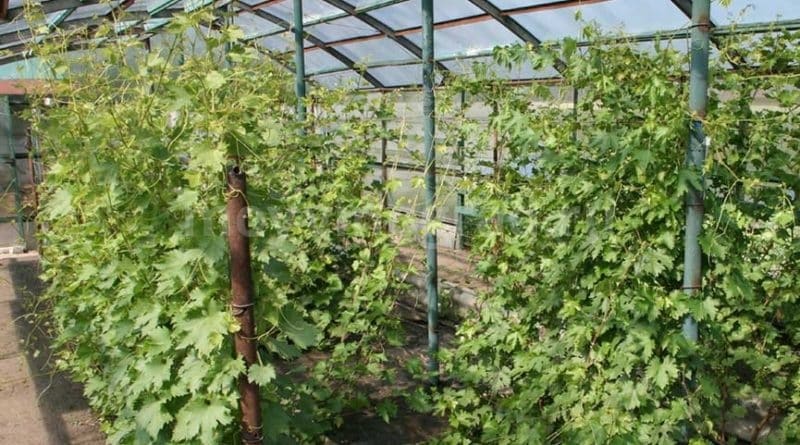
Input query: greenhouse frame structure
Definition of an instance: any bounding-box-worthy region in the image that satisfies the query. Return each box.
[0,0,798,420]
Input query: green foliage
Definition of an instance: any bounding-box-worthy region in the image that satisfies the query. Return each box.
[30,8,403,444]
[435,30,800,444]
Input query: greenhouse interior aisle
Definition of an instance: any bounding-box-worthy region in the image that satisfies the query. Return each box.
[0,252,104,445]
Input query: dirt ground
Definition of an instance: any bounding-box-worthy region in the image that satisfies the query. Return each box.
[0,253,105,445]
[0,252,468,444]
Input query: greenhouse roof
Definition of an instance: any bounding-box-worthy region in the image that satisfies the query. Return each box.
[0,0,799,89]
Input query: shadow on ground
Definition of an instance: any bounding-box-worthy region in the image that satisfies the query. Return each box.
[3,254,104,445]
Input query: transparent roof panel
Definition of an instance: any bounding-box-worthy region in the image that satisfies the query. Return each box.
[368,64,421,87]
[255,33,295,52]
[513,0,688,41]
[234,12,283,38]
[368,63,444,87]
[335,38,418,65]
[304,49,347,73]
[711,0,800,25]
[406,19,523,58]
[491,0,559,10]
[368,0,483,30]
[144,18,170,32]
[312,69,368,89]
[127,0,179,13]
[443,56,560,80]
[0,16,34,35]
[266,0,343,23]
[66,3,118,22]
[2,0,800,89]
[305,16,377,42]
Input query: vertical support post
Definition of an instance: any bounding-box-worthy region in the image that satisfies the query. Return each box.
[682,0,711,343]
[226,167,263,445]
[572,87,578,143]
[456,89,466,250]
[1,96,23,246]
[421,0,439,384]
[25,131,38,215]
[381,117,388,211]
[293,0,307,124]
[224,2,233,63]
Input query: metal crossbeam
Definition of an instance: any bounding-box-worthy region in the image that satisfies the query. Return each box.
[466,0,566,72]
[318,0,448,74]
[237,3,385,88]
[5,0,100,21]
[669,0,742,68]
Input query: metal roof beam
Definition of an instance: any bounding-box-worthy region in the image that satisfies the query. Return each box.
[317,0,449,74]
[669,0,742,67]
[466,0,566,72]
[236,2,385,88]
[5,0,101,21]
[241,0,408,42]
[304,16,800,82]
[296,0,609,51]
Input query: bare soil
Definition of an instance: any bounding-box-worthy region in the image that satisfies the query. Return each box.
[0,250,475,444]
[0,253,105,445]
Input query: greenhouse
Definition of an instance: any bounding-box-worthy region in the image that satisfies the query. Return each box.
[0,0,798,444]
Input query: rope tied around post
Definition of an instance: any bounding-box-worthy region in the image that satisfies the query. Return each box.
[231,301,256,317]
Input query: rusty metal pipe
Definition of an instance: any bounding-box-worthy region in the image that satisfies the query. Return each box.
[226,165,263,445]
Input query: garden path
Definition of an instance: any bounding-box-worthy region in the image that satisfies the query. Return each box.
[0,253,104,445]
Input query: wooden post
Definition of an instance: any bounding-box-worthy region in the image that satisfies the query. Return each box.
[226,166,263,444]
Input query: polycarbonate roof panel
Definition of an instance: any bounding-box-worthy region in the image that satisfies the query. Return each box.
[312,69,367,88]
[255,34,296,52]
[443,56,560,80]
[304,48,348,72]
[234,12,284,38]
[406,20,523,58]
[368,0,484,30]
[368,63,422,87]
[127,0,177,13]
[712,0,800,25]
[0,9,75,37]
[266,0,343,23]
[2,0,800,89]
[66,3,118,22]
[0,16,33,35]
[514,0,688,41]
[492,0,557,9]
[347,0,404,8]
[335,38,418,65]
[305,16,377,41]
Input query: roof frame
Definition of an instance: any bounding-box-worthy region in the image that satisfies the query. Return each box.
[316,0,449,74]
[235,2,385,88]
[297,0,609,52]
[465,0,566,72]
[5,0,100,22]
[239,0,407,43]
[669,0,741,68]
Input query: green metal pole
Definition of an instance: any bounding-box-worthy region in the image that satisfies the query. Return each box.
[381,118,388,211]
[224,3,233,63]
[293,0,307,123]
[682,0,711,343]
[422,0,439,384]
[456,89,466,250]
